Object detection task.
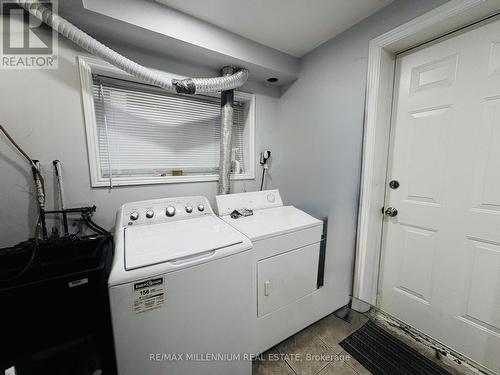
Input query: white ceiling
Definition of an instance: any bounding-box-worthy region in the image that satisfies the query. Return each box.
[155,0,394,57]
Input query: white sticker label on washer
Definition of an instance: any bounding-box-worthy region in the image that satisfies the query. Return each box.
[133,277,164,313]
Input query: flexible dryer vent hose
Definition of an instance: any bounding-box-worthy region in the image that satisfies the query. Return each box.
[17,1,249,94]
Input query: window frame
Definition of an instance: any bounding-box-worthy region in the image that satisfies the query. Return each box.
[78,55,255,187]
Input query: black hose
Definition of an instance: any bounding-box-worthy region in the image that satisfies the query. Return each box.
[87,217,110,235]
[82,216,105,235]
[1,124,111,239]
[82,214,109,236]
[83,218,107,236]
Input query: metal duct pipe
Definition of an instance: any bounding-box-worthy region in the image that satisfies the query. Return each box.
[17,1,248,94]
[218,66,234,195]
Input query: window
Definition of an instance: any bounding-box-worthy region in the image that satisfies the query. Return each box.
[78,56,255,187]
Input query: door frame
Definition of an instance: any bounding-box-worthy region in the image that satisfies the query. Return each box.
[353,0,500,306]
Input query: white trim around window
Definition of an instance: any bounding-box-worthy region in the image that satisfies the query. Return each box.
[77,55,256,187]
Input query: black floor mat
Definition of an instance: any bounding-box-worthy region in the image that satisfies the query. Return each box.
[340,321,450,375]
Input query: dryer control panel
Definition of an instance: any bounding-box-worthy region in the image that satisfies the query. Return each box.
[120,196,212,227]
[216,189,283,216]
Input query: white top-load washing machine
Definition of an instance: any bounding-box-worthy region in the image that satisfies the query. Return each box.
[108,196,253,375]
[217,190,335,355]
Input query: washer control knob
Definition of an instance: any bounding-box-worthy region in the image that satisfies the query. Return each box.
[130,211,139,221]
[185,206,193,213]
[197,204,205,212]
[165,206,176,217]
[146,210,154,219]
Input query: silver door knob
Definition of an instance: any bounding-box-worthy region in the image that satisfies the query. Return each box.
[385,207,398,217]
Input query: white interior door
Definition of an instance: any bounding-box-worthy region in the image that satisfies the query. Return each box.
[380,18,500,374]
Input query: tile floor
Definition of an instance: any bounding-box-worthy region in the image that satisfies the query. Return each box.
[253,309,475,375]
[252,310,371,375]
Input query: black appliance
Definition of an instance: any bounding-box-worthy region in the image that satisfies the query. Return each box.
[0,235,115,375]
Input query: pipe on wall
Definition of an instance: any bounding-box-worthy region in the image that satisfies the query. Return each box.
[218,66,234,195]
[17,0,249,94]
[16,0,249,195]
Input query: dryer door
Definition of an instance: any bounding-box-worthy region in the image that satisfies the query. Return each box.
[257,243,320,317]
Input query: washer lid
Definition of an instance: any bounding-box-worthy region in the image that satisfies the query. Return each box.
[221,206,322,241]
[124,215,244,270]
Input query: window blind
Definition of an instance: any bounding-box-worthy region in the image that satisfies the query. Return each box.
[92,75,246,179]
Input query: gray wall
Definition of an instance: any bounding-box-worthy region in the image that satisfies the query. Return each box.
[275,0,447,305]
[0,0,447,298]
[0,21,282,247]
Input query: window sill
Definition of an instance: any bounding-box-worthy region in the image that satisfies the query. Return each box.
[91,172,255,187]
